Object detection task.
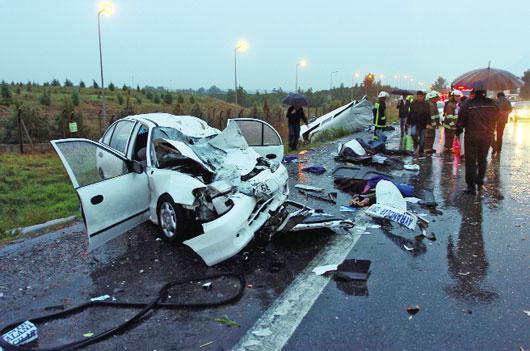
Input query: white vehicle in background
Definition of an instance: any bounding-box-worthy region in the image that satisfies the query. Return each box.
[300,99,373,142]
[52,113,350,266]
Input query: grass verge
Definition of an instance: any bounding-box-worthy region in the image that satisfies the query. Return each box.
[0,152,79,242]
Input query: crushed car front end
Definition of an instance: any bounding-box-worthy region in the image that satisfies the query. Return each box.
[183,164,289,266]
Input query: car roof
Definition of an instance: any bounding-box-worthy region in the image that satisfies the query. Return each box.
[124,113,219,138]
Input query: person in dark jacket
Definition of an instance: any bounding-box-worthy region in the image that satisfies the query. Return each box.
[456,82,499,194]
[286,105,308,150]
[397,96,409,137]
[407,90,431,156]
[493,92,512,154]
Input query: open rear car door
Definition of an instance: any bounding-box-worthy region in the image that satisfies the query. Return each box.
[228,118,284,161]
[51,139,150,250]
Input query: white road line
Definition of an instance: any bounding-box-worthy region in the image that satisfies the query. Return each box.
[232,217,369,351]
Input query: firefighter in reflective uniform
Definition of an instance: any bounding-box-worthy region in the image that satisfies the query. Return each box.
[442,90,462,151]
[373,91,389,140]
[425,90,441,154]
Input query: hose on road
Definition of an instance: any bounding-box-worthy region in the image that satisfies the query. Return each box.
[0,273,245,351]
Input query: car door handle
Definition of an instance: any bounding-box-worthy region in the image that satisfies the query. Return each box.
[91,195,104,205]
[266,154,277,159]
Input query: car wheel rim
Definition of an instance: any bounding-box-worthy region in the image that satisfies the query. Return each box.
[160,202,177,238]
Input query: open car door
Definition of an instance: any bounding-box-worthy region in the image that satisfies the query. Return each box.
[51,139,150,250]
[228,118,284,161]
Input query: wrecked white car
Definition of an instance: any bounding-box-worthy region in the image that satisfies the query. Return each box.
[300,99,373,142]
[52,114,350,266]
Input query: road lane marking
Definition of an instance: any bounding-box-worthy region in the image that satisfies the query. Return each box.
[232,217,369,351]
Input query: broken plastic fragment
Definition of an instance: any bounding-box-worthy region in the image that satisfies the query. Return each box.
[90,294,110,302]
[312,264,339,276]
[214,315,240,328]
[295,184,324,192]
[403,244,414,251]
[404,164,420,171]
[407,305,420,316]
[83,332,94,338]
[524,310,530,317]
[202,282,213,290]
[334,259,371,281]
[340,206,358,213]
[301,165,326,174]
[199,341,215,348]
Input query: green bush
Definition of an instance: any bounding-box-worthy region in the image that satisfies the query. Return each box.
[71,89,80,106]
[39,90,52,106]
[117,94,124,105]
[153,94,161,104]
[177,94,184,103]
[108,82,115,91]
[164,91,173,104]
[189,95,195,104]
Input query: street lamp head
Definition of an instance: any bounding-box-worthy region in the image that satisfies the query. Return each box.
[236,40,249,53]
[98,1,114,15]
[297,59,308,68]
[354,72,360,78]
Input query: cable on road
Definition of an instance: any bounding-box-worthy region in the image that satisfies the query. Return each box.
[0,273,245,351]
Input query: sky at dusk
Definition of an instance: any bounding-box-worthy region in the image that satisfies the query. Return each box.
[1,0,529,91]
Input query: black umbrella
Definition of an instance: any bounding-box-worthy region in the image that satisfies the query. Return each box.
[452,67,523,91]
[391,89,413,96]
[281,93,309,106]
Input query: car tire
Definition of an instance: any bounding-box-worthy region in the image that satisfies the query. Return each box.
[157,195,185,243]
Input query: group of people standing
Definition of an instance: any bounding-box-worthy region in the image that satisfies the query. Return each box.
[374,83,513,194]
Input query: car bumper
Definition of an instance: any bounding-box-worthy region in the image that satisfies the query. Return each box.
[183,191,288,266]
[183,166,289,266]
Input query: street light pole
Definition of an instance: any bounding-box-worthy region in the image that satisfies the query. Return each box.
[330,71,338,100]
[97,10,106,130]
[234,47,238,105]
[295,63,299,92]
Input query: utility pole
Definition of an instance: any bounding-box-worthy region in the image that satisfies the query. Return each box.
[16,107,23,153]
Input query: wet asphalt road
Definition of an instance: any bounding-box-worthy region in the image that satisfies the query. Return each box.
[1,123,529,350]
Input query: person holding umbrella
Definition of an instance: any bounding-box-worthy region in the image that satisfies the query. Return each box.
[282,93,309,151]
[286,105,308,150]
[456,82,500,194]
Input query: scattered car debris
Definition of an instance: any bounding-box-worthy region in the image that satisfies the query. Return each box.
[404,164,420,171]
[406,305,421,318]
[283,155,298,163]
[334,259,371,281]
[457,272,470,276]
[202,282,213,290]
[44,304,65,311]
[298,190,337,204]
[301,165,327,174]
[523,310,530,317]
[199,341,215,348]
[83,332,94,338]
[367,204,418,230]
[294,184,324,192]
[0,321,38,348]
[214,315,240,328]
[312,264,339,276]
[403,244,414,251]
[90,294,110,302]
[340,206,358,213]
[462,309,473,314]
[300,100,373,142]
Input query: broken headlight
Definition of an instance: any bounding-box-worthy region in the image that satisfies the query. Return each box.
[192,184,235,222]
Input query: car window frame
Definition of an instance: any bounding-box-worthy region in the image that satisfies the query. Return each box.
[101,123,117,146]
[52,138,134,190]
[228,118,282,147]
[108,120,136,156]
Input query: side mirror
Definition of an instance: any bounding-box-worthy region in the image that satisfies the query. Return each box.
[129,160,145,174]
